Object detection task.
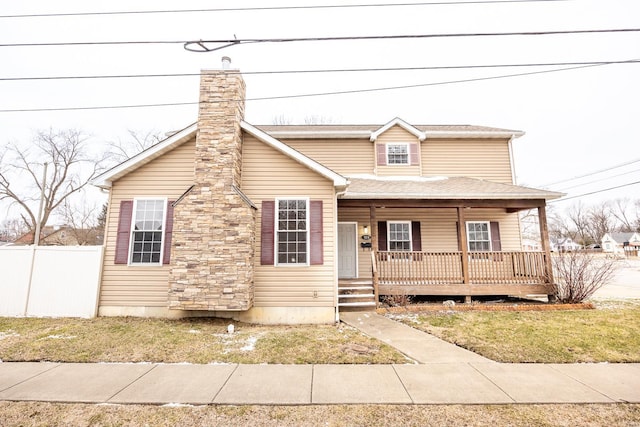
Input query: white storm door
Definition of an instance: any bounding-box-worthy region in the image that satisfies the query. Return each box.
[338,222,357,279]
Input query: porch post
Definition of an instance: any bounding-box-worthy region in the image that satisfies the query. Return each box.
[457,207,470,298]
[369,203,379,306]
[537,203,555,289]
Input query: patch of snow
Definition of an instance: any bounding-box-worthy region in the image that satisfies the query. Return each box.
[187,329,201,334]
[0,331,20,340]
[162,403,196,408]
[240,336,258,352]
[41,334,76,340]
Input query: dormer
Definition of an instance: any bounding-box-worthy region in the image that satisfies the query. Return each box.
[371,118,425,176]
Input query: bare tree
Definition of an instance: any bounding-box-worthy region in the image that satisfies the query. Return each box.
[610,198,639,232]
[58,198,102,245]
[552,251,619,303]
[271,114,292,125]
[108,129,163,163]
[0,218,28,242]
[303,115,338,125]
[0,129,107,243]
[586,202,614,244]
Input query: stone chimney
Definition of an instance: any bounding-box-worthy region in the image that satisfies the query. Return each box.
[168,58,256,311]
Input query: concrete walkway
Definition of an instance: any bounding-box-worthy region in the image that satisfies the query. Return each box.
[0,313,639,405]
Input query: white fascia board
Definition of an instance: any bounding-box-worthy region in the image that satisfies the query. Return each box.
[370,117,426,142]
[425,130,525,139]
[241,121,348,187]
[92,123,198,189]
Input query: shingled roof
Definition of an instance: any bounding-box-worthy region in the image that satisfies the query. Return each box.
[340,175,563,201]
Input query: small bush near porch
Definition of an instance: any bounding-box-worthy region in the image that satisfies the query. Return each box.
[388,300,640,363]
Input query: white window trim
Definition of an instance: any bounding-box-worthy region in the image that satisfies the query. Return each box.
[386,143,410,165]
[275,197,310,267]
[128,197,168,266]
[387,220,413,252]
[466,221,492,252]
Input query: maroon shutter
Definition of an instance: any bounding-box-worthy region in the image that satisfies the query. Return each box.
[409,143,420,165]
[310,200,323,265]
[261,200,275,265]
[378,221,388,251]
[376,144,386,166]
[114,200,133,264]
[163,201,175,265]
[490,221,502,251]
[411,221,422,251]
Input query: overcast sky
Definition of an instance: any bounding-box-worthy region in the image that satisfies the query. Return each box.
[1,0,639,221]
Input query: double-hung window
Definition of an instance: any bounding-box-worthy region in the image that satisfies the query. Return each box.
[276,198,308,265]
[386,143,409,165]
[388,221,412,251]
[466,221,491,252]
[130,198,167,265]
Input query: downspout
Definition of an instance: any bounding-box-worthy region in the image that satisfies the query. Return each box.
[334,188,347,323]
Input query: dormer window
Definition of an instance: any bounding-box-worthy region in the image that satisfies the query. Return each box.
[387,143,409,165]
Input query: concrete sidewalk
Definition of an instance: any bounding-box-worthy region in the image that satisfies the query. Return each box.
[1,313,639,405]
[1,361,639,405]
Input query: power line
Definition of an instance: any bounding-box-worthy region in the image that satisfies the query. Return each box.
[2,59,638,82]
[549,180,640,203]
[1,28,638,49]
[0,61,622,113]
[542,158,640,187]
[0,1,573,19]
[556,169,640,192]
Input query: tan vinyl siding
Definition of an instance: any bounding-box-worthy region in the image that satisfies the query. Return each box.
[242,134,336,307]
[376,126,421,177]
[100,138,196,307]
[283,139,373,176]
[422,139,513,183]
[338,207,521,278]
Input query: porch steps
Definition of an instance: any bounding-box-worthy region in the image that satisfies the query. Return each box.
[338,281,377,309]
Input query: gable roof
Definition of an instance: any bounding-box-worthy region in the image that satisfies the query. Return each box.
[370,117,426,142]
[339,175,564,201]
[240,121,347,187]
[92,121,348,189]
[602,232,640,243]
[92,123,197,189]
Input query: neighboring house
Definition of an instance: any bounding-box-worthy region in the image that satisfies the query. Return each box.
[550,237,582,252]
[521,238,541,251]
[601,232,640,255]
[14,226,102,246]
[91,59,563,324]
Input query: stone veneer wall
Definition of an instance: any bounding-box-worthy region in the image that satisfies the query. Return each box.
[168,69,256,311]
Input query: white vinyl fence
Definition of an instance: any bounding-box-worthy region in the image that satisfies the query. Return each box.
[0,245,103,318]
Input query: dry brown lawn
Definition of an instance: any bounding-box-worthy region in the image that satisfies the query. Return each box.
[1,402,639,427]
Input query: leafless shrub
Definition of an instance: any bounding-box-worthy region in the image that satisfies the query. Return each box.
[381,293,412,307]
[552,252,619,303]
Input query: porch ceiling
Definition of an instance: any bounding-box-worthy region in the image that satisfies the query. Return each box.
[339,176,563,204]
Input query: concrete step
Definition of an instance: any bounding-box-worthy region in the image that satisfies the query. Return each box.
[339,286,374,291]
[339,293,375,299]
[338,301,377,307]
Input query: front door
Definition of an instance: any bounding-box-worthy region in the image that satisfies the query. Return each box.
[338,222,357,278]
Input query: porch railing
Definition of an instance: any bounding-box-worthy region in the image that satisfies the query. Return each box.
[375,251,549,285]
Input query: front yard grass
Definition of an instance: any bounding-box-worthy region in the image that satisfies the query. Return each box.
[388,300,640,363]
[0,317,408,364]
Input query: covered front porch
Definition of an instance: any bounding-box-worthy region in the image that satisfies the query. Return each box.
[336,177,562,306]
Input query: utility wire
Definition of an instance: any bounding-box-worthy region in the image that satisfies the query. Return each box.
[556,169,640,192]
[0,1,574,19]
[549,180,640,203]
[541,158,640,187]
[0,61,623,113]
[1,28,638,49]
[1,59,638,82]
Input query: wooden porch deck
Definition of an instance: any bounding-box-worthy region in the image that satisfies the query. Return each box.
[370,250,554,299]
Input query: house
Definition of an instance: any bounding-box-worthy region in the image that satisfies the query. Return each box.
[550,237,582,252]
[91,59,563,324]
[13,226,100,246]
[601,232,640,255]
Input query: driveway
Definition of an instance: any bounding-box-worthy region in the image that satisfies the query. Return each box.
[592,257,640,300]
